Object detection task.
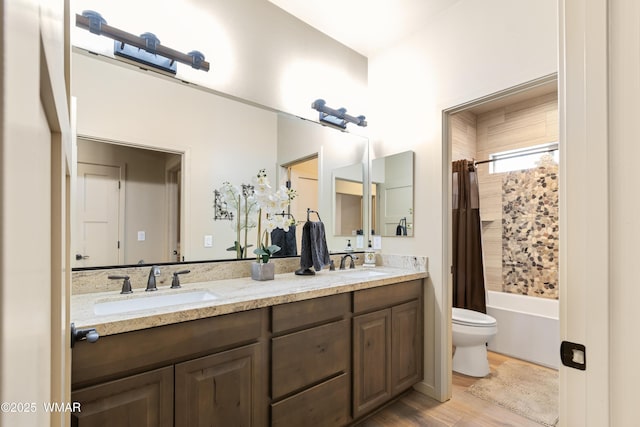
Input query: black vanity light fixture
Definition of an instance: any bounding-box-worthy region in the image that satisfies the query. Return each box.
[76,10,210,74]
[311,99,367,129]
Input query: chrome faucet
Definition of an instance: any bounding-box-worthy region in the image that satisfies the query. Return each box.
[146,266,160,291]
[339,254,357,270]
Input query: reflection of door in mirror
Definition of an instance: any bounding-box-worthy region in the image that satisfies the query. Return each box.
[74,138,182,267]
[284,156,318,255]
[75,163,124,267]
[371,151,414,237]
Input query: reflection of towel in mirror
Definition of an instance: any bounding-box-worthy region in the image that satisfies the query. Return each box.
[270,227,297,257]
[300,221,330,271]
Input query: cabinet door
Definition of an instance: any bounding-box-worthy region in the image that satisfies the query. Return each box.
[352,309,391,419]
[175,343,266,427]
[70,366,173,427]
[391,299,423,395]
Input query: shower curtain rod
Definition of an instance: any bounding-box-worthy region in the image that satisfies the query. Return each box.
[474,147,558,166]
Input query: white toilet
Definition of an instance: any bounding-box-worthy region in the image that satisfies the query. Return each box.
[452,307,498,377]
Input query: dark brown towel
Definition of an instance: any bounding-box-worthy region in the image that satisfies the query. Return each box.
[300,221,330,271]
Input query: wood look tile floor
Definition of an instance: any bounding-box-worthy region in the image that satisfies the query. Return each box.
[355,352,556,427]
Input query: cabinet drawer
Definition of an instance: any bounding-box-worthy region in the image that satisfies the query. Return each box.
[353,280,422,314]
[272,319,350,399]
[272,293,350,334]
[271,373,350,427]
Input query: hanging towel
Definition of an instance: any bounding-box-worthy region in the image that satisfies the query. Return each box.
[299,220,331,271]
[270,226,297,257]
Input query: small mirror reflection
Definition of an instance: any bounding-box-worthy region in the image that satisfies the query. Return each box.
[371,151,414,237]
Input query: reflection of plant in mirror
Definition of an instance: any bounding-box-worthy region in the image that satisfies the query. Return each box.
[218,169,296,261]
[252,169,296,263]
[218,182,258,259]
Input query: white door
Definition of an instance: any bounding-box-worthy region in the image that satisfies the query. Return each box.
[75,163,122,267]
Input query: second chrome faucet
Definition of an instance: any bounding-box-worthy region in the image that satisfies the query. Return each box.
[339,254,357,270]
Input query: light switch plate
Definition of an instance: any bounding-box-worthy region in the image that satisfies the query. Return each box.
[204,235,213,247]
[137,231,146,241]
[372,235,382,250]
[356,235,364,249]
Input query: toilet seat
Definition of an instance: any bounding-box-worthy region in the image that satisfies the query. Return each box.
[452,307,497,327]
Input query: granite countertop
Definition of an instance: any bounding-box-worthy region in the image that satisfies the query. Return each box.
[72,266,428,336]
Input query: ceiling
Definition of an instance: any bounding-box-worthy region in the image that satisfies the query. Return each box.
[268,0,461,57]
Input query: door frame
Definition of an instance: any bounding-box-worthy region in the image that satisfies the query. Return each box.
[441,73,559,401]
[166,161,181,262]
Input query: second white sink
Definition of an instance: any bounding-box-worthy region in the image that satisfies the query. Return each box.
[339,269,387,279]
[94,290,218,316]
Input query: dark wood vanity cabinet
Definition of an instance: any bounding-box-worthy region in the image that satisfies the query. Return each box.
[352,280,423,419]
[71,279,424,427]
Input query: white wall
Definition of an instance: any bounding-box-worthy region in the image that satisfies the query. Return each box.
[70,0,368,121]
[367,0,558,400]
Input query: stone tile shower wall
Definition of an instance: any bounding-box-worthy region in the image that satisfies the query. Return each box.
[502,163,559,299]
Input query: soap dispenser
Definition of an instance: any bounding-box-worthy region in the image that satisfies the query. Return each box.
[345,239,354,252]
[364,239,376,267]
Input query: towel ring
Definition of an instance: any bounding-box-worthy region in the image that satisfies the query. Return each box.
[307,208,322,222]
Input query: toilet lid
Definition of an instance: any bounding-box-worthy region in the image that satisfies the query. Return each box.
[452,307,497,327]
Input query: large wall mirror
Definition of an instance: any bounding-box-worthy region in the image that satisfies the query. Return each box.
[71,49,368,268]
[371,151,414,237]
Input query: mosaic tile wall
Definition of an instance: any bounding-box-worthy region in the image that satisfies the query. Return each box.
[502,161,559,299]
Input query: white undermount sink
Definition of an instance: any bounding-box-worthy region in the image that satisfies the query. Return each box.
[339,269,387,279]
[93,290,218,316]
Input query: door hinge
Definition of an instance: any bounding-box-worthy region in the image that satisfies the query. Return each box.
[118,180,121,189]
[560,341,586,370]
[117,241,120,249]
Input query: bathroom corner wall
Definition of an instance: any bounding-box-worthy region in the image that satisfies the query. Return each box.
[476,92,558,294]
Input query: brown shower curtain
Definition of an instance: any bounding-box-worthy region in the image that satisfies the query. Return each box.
[452,160,486,313]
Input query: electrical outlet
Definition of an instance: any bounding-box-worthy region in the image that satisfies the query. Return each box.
[204,235,213,247]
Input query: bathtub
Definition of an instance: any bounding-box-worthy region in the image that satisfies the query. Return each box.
[486,290,560,369]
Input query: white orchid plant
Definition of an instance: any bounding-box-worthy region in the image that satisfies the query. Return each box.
[218,169,296,263]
